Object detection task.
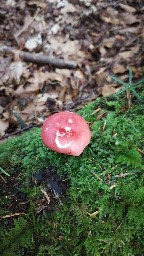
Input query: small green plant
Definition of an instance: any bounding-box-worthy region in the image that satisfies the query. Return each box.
[0,166,10,176]
[110,67,144,106]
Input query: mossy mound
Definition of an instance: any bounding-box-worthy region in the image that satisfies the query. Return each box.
[0,95,144,256]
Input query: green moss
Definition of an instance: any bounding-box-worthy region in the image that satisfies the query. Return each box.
[0,95,144,256]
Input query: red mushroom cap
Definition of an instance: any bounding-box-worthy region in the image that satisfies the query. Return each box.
[41,111,91,156]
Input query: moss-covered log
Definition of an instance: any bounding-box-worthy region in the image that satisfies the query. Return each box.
[0,95,144,256]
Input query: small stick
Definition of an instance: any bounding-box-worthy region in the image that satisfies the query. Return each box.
[138,148,144,155]
[0,212,26,219]
[41,188,50,204]
[0,124,40,141]
[0,174,7,183]
[20,51,77,69]
[15,8,40,38]
[102,119,107,131]
[0,45,77,69]
[89,170,103,181]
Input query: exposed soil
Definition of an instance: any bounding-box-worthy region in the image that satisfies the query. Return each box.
[0,166,68,219]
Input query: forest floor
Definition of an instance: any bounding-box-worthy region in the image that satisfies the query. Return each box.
[0,1,144,255]
[0,0,144,138]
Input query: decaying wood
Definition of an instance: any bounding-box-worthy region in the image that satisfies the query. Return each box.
[0,45,78,69]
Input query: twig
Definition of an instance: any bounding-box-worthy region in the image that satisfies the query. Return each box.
[0,212,26,219]
[20,51,77,69]
[0,174,7,183]
[0,124,40,141]
[102,119,107,131]
[138,148,144,155]
[0,45,78,69]
[89,170,103,181]
[15,8,40,38]
[41,188,50,204]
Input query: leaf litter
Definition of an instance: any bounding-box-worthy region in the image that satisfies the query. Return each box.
[0,0,144,137]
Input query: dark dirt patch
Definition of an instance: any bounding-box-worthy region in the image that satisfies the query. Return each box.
[0,165,68,219]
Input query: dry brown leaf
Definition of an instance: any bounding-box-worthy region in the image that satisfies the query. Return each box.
[101,84,116,96]
[0,106,4,114]
[119,4,136,13]
[33,105,46,112]
[61,3,77,14]
[119,47,139,59]
[101,16,120,25]
[15,83,39,95]
[102,37,115,48]
[20,103,35,115]
[56,69,71,77]
[121,13,139,25]
[27,1,47,8]
[99,46,107,57]
[1,61,27,85]
[33,93,58,106]
[49,38,81,57]
[3,111,10,119]
[17,71,63,94]
[0,120,9,136]
[0,57,11,74]
[15,68,71,96]
[112,64,127,74]
[74,70,84,80]
[119,27,140,34]
[94,68,107,86]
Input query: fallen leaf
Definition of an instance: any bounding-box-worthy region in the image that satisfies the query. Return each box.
[119,4,136,13]
[112,64,127,74]
[61,3,77,14]
[1,61,27,84]
[119,27,140,34]
[119,47,138,59]
[121,13,139,25]
[102,37,115,48]
[0,106,4,114]
[49,38,81,57]
[0,120,9,136]
[101,84,116,96]
[87,210,99,218]
[20,71,63,94]
[6,0,16,7]
[101,16,120,25]
[34,93,56,106]
[27,1,47,8]
[99,46,107,57]
[50,24,60,35]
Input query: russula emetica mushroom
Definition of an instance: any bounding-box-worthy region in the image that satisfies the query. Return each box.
[41,111,91,156]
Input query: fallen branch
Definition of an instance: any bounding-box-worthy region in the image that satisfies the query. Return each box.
[0,45,78,69]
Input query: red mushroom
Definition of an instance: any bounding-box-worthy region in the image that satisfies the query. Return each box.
[41,111,91,156]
